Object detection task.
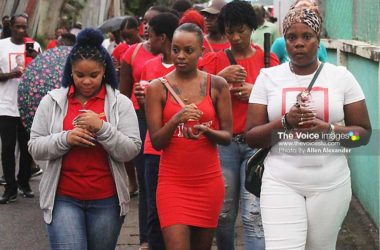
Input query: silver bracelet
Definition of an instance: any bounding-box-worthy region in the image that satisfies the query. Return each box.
[281,113,292,131]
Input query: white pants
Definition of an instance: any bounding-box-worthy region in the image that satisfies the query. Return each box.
[260,171,351,250]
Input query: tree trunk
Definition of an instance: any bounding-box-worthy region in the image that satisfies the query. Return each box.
[37,0,65,39]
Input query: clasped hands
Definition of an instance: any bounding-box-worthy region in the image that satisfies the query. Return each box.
[218,65,251,102]
[286,103,330,133]
[67,110,103,147]
[175,104,208,139]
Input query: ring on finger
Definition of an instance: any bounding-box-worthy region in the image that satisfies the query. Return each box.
[238,91,242,96]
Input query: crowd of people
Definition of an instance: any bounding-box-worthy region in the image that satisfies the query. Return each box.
[0,0,372,250]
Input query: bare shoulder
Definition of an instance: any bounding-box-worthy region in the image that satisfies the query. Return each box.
[146,78,167,101]
[210,74,229,93]
[148,78,165,91]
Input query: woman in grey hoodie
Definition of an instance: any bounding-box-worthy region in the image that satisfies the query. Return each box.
[28,28,141,250]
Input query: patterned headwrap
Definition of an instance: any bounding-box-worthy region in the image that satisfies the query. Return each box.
[282,8,322,36]
[289,0,318,10]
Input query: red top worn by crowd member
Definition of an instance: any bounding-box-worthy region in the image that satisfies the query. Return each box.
[122,42,157,110]
[202,39,230,55]
[46,39,58,50]
[156,74,225,229]
[57,85,116,200]
[140,56,175,156]
[199,45,279,134]
[112,42,129,62]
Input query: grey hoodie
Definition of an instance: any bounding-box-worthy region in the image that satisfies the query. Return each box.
[28,85,141,224]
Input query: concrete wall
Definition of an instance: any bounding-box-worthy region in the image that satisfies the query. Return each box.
[322,0,380,227]
[324,0,380,45]
[323,38,380,227]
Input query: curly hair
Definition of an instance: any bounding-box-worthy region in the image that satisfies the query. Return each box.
[62,28,118,89]
[149,13,179,41]
[217,0,258,35]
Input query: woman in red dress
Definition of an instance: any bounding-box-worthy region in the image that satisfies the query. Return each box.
[145,23,232,250]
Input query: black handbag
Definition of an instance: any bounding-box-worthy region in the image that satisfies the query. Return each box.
[244,34,272,198]
[245,148,270,197]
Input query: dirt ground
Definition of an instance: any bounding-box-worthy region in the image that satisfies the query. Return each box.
[337,196,379,250]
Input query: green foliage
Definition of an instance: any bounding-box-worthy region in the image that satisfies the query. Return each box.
[35,34,48,50]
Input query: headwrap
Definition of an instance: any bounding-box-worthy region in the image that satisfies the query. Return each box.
[282,8,322,36]
[289,0,318,11]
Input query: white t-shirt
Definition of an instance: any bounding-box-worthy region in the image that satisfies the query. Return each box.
[0,37,40,117]
[249,62,365,191]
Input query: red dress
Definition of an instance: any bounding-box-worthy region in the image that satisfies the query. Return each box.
[156,74,225,229]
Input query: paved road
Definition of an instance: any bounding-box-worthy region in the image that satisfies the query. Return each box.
[0,172,378,249]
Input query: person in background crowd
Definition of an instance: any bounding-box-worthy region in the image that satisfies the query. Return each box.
[179,9,205,33]
[57,32,76,47]
[246,7,371,249]
[171,0,192,17]
[0,14,41,204]
[199,1,279,249]
[112,16,143,70]
[145,23,232,250]
[107,28,123,56]
[135,12,179,250]
[251,4,280,49]
[271,0,327,63]
[102,32,116,54]
[1,15,11,39]
[28,28,141,249]
[200,0,230,55]
[265,6,277,23]
[46,27,68,50]
[70,21,82,36]
[118,6,173,250]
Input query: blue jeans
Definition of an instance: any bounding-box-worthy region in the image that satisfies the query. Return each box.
[135,110,148,244]
[216,142,265,250]
[47,195,124,250]
[145,154,165,250]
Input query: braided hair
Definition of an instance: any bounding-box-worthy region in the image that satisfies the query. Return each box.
[61,28,118,89]
[217,0,258,35]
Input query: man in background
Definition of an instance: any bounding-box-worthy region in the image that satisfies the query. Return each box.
[251,4,279,49]
[0,14,40,204]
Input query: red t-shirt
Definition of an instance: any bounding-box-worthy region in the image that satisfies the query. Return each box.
[57,85,116,200]
[46,39,58,50]
[141,56,175,155]
[199,46,279,134]
[112,42,129,62]
[122,43,157,110]
[203,39,230,55]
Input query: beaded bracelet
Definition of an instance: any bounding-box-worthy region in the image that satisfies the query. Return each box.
[281,113,292,131]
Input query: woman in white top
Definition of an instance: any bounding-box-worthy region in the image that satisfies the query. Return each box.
[245,7,371,250]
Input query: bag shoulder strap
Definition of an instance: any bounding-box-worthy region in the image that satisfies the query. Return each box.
[159,77,186,107]
[204,37,215,53]
[307,62,324,91]
[131,42,143,65]
[225,49,237,65]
